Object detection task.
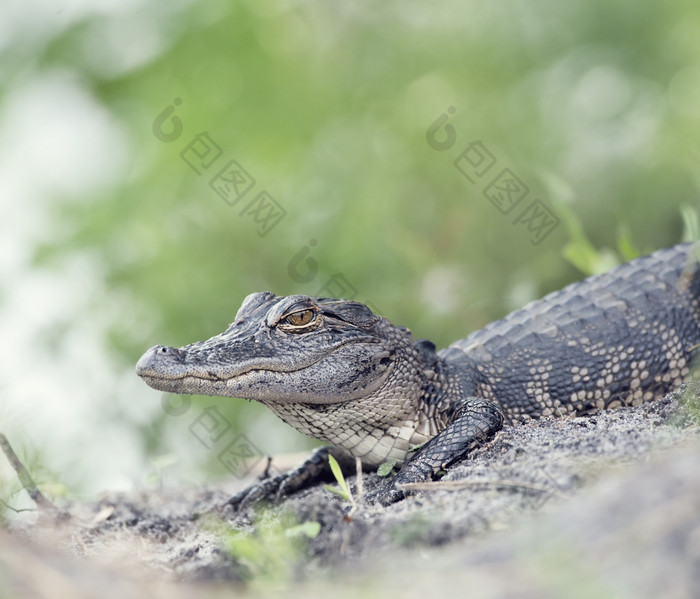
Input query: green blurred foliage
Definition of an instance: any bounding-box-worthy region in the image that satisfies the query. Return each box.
[5,0,700,470]
[217,509,319,585]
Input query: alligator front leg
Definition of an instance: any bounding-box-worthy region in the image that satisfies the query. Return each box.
[369,397,505,506]
[224,398,503,512]
[224,445,355,513]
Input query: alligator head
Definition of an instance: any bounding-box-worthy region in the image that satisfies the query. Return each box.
[136,292,431,405]
[136,292,452,463]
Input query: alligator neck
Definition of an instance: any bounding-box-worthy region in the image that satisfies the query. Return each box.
[260,347,457,466]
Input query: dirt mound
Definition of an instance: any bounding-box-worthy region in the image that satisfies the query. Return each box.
[3,387,699,598]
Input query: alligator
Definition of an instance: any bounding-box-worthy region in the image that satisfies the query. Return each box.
[136,243,700,506]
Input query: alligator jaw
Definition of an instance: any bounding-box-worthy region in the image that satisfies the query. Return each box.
[135,343,310,382]
[135,335,396,404]
[135,343,332,398]
[136,291,432,410]
[136,369,254,397]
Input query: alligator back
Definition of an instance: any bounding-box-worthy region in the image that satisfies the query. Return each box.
[445,243,700,422]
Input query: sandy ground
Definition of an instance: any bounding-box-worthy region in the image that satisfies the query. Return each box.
[2,386,699,599]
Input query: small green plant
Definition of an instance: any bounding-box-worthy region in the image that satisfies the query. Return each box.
[556,200,646,276]
[563,238,620,277]
[680,203,700,242]
[557,201,620,276]
[615,223,641,262]
[561,203,700,277]
[377,459,398,477]
[323,454,354,502]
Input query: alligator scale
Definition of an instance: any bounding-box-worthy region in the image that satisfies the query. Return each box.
[136,243,700,505]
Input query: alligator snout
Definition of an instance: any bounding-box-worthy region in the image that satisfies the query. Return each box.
[135,345,185,378]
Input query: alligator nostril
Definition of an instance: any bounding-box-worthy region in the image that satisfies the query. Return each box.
[154,346,182,359]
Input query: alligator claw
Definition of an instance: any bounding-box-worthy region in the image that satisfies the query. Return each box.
[226,474,287,513]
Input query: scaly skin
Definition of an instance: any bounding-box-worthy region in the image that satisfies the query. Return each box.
[136,243,700,506]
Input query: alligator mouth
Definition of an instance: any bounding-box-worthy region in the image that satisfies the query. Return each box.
[137,367,284,396]
[137,361,322,386]
[136,339,367,386]
[138,366,296,385]
[137,373,230,394]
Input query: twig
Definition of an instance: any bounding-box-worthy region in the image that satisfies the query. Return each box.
[398,478,569,500]
[355,457,364,504]
[0,497,35,514]
[0,431,55,510]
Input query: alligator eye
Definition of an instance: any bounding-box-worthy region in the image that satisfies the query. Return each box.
[284,309,316,327]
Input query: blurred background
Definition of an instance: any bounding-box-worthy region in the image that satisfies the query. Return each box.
[1,0,699,506]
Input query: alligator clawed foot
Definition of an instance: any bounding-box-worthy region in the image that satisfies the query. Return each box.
[223,446,351,515]
[224,470,301,515]
[224,480,272,514]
